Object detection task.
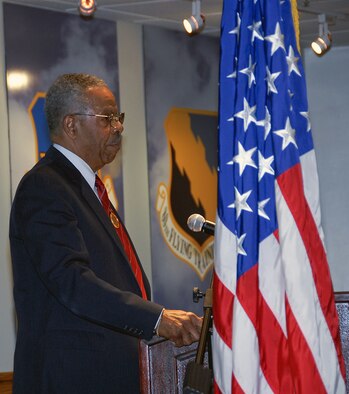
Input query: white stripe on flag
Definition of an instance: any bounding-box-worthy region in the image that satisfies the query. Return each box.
[212,325,233,393]
[214,216,237,295]
[232,297,273,394]
[300,150,326,248]
[258,233,287,335]
[275,183,346,393]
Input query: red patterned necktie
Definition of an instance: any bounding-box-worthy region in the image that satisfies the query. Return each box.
[95,175,148,300]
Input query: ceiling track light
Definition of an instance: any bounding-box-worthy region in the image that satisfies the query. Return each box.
[311,14,332,56]
[79,0,97,17]
[183,0,206,35]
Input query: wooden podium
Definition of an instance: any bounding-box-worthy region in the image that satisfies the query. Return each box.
[139,336,208,394]
[140,293,349,394]
[334,292,349,391]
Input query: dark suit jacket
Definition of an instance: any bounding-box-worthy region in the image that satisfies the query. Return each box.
[9,146,163,394]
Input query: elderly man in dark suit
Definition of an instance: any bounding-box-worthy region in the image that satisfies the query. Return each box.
[9,73,202,394]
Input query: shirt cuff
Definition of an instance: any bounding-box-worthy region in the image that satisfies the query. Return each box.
[153,308,164,336]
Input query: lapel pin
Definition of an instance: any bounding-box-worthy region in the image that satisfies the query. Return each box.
[110,212,120,228]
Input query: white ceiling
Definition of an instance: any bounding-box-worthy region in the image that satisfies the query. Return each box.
[3,0,349,49]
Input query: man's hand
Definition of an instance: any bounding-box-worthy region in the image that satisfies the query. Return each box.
[157,309,203,347]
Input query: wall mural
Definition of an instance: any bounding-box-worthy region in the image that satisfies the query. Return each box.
[143,26,219,312]
[4,3,123,214]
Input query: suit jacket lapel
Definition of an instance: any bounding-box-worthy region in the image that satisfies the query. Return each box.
[46,146,149,296]
[46,146,128,261]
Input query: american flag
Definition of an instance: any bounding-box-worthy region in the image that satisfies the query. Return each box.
[212,0,346,393]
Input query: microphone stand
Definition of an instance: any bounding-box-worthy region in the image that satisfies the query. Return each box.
[183,275,213,394]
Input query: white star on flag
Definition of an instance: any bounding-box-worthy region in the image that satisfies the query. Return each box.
[228,141,257,176]
[258,151,274,181]
[235,98,257,132]
[300,111,311,132]
[258,198,271,220]
[286,46,301,76]
[240,55,256,88]
[237,233,247,256]
[265,66,281,94]
[229,13,241,39]
[227,70,237,78]
[248,20,263,42]
[274,117,297,150]
[231,187,253,219]
[265,22,285,55]
[256,106,272,140]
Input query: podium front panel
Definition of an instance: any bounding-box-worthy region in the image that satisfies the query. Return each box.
[139,337,207,394]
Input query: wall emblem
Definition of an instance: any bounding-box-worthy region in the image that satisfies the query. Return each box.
[156,108,218,280]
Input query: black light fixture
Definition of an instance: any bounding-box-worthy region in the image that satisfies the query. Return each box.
[79,0,97,17]
[311,14,332,56]
[183,0,205,35]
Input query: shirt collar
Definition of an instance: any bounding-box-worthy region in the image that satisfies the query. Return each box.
[53,143,97,192]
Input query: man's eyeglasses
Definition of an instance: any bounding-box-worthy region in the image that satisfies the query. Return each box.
[72,113,125,128]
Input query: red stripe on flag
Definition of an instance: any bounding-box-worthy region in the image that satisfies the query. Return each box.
[213,271,233,348]
[285,297,327,393]
[214,379,223,394]
[237,265,294,393]
[278,164,346,378]
[232,374,245,394]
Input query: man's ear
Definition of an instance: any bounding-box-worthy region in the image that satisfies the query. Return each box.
[63,114,77,139]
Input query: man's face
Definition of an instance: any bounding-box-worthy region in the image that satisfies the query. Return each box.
[73,86,123,172]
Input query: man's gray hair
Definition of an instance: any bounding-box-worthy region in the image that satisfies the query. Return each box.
[44,73,108,137]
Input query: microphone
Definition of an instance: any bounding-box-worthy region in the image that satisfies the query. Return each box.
[187,213,215,236]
